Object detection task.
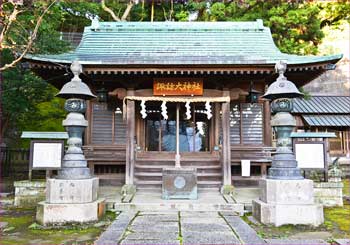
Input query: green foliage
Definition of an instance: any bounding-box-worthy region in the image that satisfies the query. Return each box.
[2,50,65,146]
[171,0,325,55]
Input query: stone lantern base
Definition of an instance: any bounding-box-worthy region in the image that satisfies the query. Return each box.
[36,178,105,226]
[252,179,323,227]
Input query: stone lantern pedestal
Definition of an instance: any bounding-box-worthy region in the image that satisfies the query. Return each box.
[252,179,323,226]
[252,61,323,227]
[36,61,104,225]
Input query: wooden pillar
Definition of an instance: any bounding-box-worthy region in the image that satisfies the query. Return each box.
[221,90,231,186]
[264,100,272,146]
[214,103,221,147]
[126,89,135,185]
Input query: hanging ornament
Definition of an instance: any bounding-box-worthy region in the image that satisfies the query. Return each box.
[205,101,212,119]
[161,101,168,120]
[140,100,147,119]
[185,101,191,120]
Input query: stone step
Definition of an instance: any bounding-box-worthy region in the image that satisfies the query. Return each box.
[114,202,244,213]
[135,179,222,189]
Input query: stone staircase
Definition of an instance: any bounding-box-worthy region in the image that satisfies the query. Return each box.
[134,152,222,190]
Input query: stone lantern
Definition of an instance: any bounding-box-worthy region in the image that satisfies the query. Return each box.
[252,61,323,227]
[263,61,303,180]
[37,60,104,225]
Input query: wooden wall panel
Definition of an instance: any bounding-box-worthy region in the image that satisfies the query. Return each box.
[229,103,263,145]
[91,103,113,144]
[114,113,127,144]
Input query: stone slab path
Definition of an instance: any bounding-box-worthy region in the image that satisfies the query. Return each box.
[95,211,261,245]
[95,211,333,245]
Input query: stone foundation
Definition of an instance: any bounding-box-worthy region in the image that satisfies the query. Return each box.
[314,182,343,207]
[252,199,323,227]
[253,179,324,226]
[46,178,98,203]
[36,198,105,225]
[14,180,46,207]
[37,177,103,226]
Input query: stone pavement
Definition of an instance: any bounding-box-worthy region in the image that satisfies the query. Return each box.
[95,211,264,245]
[95,211,335,245]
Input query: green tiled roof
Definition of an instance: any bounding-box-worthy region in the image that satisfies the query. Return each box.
[27,20,342,66]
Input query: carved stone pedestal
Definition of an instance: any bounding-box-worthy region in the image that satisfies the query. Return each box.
[252,179,323,227]
[36,178,104,225]
[162,168,197,200]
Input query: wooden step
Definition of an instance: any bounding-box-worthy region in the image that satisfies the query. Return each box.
[134,164,221,170]
[134,172,222,177]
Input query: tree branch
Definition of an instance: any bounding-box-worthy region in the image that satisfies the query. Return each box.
[121,1,135,21]
[0,5,22,49]
[0,0,58,71]
[101,0,121,21]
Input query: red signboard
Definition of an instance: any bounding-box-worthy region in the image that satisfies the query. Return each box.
[153,79,203,96]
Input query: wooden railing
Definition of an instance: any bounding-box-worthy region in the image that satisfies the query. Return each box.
[0,147,30,178]
[231,146,275,164]
[83,145,126,175]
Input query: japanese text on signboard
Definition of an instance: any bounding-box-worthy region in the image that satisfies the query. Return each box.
[153,79,203,96]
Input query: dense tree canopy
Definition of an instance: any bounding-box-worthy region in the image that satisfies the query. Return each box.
[1,0,349,146]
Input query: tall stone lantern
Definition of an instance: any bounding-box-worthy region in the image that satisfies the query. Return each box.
[36,60,105,225]
[252,61,323,226]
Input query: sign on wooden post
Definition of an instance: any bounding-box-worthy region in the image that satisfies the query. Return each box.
[153,78,203,96]
[29,140,64,180]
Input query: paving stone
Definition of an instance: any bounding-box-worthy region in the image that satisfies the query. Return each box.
[130,223,179,232]
[335,239,350,245]
[266,239,329,244]
[126,232,179,240]
[222,215,266,244]
[180,211,220,217]
[140,211,178,215]
[95,212,136,245]
[132,219,178,226]
[182,217,227,224]
[135,215,178,222]
[182,231,241,245]
[121,239,180,245]
[182,222,232,232]
[220,211,240,216]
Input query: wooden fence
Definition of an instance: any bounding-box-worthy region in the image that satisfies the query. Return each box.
[0,147,31,178]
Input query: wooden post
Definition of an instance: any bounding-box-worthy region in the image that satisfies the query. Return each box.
[214,103,220,146]
[264,100,272,146]
[221,90,231,186]
[175,103,181,167]
[126,89,135,185]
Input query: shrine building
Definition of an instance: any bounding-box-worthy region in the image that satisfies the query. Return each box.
[25,20,342,189]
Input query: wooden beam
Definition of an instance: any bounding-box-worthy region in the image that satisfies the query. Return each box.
[221,89,232,186]
[126,89,135,185]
